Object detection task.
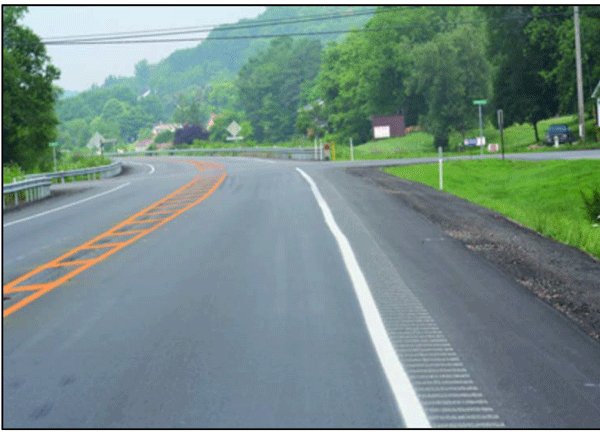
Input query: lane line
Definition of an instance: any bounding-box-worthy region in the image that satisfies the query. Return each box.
[295,167,430,428]
[3,182,130,228]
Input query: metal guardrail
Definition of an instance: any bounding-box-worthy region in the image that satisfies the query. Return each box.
[2,177,52,209]
[24,161,122,183]
[105,146,328,160]
[3,161,122,209]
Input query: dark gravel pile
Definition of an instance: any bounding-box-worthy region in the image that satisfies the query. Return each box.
[348,166,600,341]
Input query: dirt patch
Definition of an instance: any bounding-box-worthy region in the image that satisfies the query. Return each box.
[348,166,600,342]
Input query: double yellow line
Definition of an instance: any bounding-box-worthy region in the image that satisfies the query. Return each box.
[3,160,226,317]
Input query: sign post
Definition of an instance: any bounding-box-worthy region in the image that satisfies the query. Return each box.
[438,146,443,190]
[473,100,487,156]
[497,109,505,160]
[350,137,354,161]
[49,142,59,172]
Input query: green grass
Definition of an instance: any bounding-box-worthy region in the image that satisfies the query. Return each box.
[331,113,599,161]
[382,159,600,260]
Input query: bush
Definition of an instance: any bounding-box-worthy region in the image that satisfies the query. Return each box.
[154,130,174,144]
[581,188,600,223]
[3,163,26,183]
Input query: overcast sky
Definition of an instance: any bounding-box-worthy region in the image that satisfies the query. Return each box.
[21,6,267,92]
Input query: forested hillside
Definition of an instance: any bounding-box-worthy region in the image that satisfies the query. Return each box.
[55,6,374,150]
[52,5,600,152]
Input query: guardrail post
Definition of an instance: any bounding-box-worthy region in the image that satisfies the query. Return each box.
[14,190,19,206]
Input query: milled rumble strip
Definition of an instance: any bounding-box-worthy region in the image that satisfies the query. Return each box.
[295,166,505,429]
[3,161,226,317]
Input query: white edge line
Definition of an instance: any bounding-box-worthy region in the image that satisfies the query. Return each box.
[295,167,431,428]
[3,182,131,227]
[125,160,155,174]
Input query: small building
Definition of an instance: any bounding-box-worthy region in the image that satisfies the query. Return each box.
[86,132,105,150]
[134,138,154,151]
[152,122,182,137]
[371,114,405,139]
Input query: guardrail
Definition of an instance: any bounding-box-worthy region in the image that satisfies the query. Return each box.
[3,161,122,209]
[2,177,52,209]
[24,161,122,183]
[105,146,328,160]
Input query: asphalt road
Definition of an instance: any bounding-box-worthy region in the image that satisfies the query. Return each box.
[3,151,600,428]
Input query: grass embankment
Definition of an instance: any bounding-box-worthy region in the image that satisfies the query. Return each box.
[382,159,600,260]
[334,115,599,161]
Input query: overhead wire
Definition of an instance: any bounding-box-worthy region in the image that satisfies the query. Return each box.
[39,7,382,42]
[18,7,600,47]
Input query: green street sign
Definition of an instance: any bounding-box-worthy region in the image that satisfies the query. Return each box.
[473,100,487,105]
[49,142,59,147]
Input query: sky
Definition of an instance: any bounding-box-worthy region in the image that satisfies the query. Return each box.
[21,6,267,93]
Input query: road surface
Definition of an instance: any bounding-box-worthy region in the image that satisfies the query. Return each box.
[3,152,600,428]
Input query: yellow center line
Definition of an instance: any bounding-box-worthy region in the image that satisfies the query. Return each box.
[3,161,227,317]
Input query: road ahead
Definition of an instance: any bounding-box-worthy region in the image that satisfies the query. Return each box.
[3,152,600,428]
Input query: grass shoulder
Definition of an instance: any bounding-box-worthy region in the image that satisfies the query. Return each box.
[382,159,600,260]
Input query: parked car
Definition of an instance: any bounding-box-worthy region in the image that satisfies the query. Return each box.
[544,124,575,145]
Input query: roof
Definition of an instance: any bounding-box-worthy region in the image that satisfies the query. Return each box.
[86,132,104,149]
[592,80,600,99]
[134,138,154,150]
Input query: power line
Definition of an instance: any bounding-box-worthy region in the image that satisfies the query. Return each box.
[13,7,600,47]
[38,8,598,46]
[39,7,381,42]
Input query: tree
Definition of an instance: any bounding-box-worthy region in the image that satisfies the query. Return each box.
[484,6,560,142]
[237,37,322,142]
[172,93,204,125]
[134,59,151,93]
[3,6,61,170]
[208,110,253,142]
[405,23,492,148]
[173,124,210,146]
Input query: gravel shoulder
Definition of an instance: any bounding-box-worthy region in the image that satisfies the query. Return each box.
[348,166,600,342]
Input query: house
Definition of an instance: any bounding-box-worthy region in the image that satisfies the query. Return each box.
[86,132,105,150]
[152,122,182,137]
[134,138,154,151]
[156,142,173,150]
[86,132,116,153]
[371,114,406,139]
[207,113,218,130]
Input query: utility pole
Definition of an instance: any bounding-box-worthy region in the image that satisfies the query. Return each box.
[574,6,585,140]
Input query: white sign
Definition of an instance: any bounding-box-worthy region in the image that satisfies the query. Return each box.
[488,143,499,153]
[227,121,242,137]
[477,136,486,146]
[374,125,390,139]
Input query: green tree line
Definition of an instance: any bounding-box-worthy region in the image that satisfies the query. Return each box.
[4,6,599,172]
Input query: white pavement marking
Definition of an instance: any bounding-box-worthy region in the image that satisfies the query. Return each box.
[126,161,155,174]
[295,167,430,428]
[3,182,130,228]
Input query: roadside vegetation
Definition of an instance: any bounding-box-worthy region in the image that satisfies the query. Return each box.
[382,159,600,260]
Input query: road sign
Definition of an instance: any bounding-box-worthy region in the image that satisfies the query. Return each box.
[49,142,59,147]
[473,100,487,105]
[227,121,242,137]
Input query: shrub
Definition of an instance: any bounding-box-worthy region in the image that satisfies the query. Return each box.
[581,188,600,223]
